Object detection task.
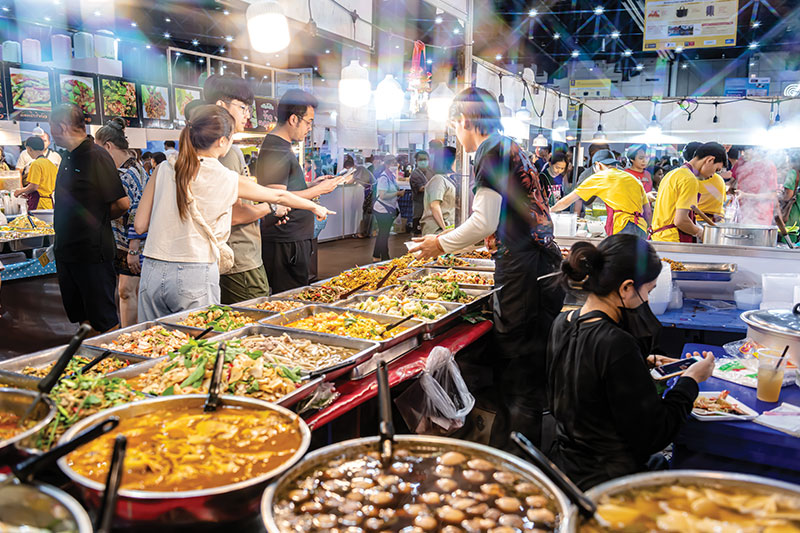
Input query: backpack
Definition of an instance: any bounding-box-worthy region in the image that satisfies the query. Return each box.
[509,141,556,246]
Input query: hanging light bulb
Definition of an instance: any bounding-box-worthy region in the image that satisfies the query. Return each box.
[553,95,570,131]
[247,0,290,53]
[339,60,371,108]
[515,97,532,122]
[532,129,548,147]
[646,112,662,135]
[428,82,455,122]
[375,74,404,120]
[593,111,607,141]
[712,102,719,124]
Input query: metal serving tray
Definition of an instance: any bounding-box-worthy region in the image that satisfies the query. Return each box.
[231,296,308,313]
[349,337,420,380]
[271,285,346,304]
[107,350,324,409]
[669,262,738,281]
[157,305,275,334]
[338,294,466,336]
[84,321,213,359]
[373,284,494,313]
[259,305,425,354]
[0,345,148,389]
[398,267,496,290]
[212,325,380,381]
[423,257,496,272]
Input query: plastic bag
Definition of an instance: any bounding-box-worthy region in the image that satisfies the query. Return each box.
[395,346,475,435]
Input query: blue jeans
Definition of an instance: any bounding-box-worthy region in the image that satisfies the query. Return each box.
[617,221,647,239]
[138,257,220,322]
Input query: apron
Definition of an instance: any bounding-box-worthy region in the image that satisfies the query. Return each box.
[604,205,644,236]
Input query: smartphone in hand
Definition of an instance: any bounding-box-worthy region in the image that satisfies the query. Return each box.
[650,356,700,381]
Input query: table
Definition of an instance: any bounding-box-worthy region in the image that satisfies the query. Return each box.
[672,343,800,484]
[305,320,493,430]
[0,255,56,281]
[659,299,747,333]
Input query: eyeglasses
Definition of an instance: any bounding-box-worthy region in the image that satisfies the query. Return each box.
[298,116,314,128]
[231,102,250,116]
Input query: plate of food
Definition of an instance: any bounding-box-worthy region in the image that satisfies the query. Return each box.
[141,85,170,120]
[102,79,138,118]
[60,74,96,114]
[175,87,200,120]
[692,391,758,421]
[9,68,52,111]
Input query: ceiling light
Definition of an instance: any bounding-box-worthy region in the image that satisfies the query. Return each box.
[325,49,330,54]
[647,112,662,135]
[528,8,538,17]
[635,64,644,70]
[199,58,204,63]
[44,15,50,21]
[1,6,9,11]
[594,6,604,15]
[191,39,199,46]
[219,47,225,53]
[553,32,560,39]
[165,17,171,22]
[749,62,755,66]
[313,66,317,70]
[244,55,249,60]
[749,42,759,49]
[712,102,719,123]
[427,59,433,64]
[247,0,291,53]
[553,109,569,131]
[623,49,632,56]
[675,46,683,53]
[93,10,101,16]
[571,50,580,58]
[375,74,404,120]
[681,63,688,69]
[175,52,181,57]
[223,9,230,15]
[266,62,270,66]
[225,35,234,42]
[532,131,548,147]
[516,98,532,122]
[321,78,325,81]
[163,32,171,38]
[434,16,443,24]
[453,28,461,34]
[339,60,371,108]
[428,82,456,122]
[145,45,151,49]
[611,31,620,39]
[753,20,761,27]
[130,21,137,27]
[395,45,400,49]
[593,123,607,141]
[495,53,502,60]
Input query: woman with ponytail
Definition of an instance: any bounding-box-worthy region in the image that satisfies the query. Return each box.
[546,234,715,490]
[134,105,332,321]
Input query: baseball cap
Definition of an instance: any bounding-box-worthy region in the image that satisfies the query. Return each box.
[32,126,46,136]
[591,149,621,167]
[25,136,45,151]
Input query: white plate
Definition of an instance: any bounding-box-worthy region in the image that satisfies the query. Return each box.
[692,391,759,422]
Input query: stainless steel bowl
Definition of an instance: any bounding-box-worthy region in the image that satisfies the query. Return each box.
[262,434,575,532]
[0,387,56,465]
[702,223,778,247]
[0,474,93,532]
[57,394,311,527]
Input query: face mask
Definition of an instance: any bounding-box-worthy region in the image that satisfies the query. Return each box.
[418,160,429,169]
[617,289,662,355]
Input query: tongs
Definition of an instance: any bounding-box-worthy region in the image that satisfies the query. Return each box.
[95,434,127,533]
[20,324,91,426]
[376,360,394,465]
[338,282,369,301]
[375,265,398,290]
[204,342,227,413]
[383,314,415,335]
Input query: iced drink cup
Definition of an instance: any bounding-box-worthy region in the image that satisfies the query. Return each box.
[756,350,787,403]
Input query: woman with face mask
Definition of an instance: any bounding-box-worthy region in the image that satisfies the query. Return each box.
[546,234,715,490]
[372,155,405,261]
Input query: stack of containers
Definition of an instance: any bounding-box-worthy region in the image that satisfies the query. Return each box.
[649,262,672,315]
[761,274,800,310]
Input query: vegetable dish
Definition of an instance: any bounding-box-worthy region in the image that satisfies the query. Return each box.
[102,80,137,117]
[236,333,357,373]
[99,325,193,357]
[61,78,95,114]
[325,254,420,292]
[22,355,132,378]
[294,286,345,303]
[10,70,50,110]
[383,279,474,304]
[247,300,305,313]
[459,250,492,260]
[142,85,167,119]
[346,295,450,322]
[433,254,473,268]
[422,269,494,286]
[283,311,409,341]
[177,305,256,331]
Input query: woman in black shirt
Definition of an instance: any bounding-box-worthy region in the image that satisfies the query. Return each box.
[546,234,714,490]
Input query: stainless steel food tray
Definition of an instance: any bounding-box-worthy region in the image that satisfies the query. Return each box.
[349,337,420,380]
[373,285,494,313]
[231,296,309,313]
[83,321,214,359]
[338,294,466,336]
[157,305,275,334]
[669,262,738,281]
[423,257,495,272]
[106,350,324,409]
[212,325,380,381]
[259,304,425,353]
[0,345,148,389]
[271,285,346,304]
[398,267,495,290]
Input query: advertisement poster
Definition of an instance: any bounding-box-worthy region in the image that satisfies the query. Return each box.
[140,84,172,129]
[100,77,141,127]
[174,86,201,124]
[569,79,612,98]
[251,96,278,132]
[724,77,771,97]
[643,0,738,51]
[4,64,53,121]
[58,72,100,124]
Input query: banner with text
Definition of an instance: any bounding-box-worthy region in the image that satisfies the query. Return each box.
[643,0,738,51]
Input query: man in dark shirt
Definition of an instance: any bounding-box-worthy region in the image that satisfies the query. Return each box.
[409,150,433,235]
[256,90,342,293]
[49,104,129,333]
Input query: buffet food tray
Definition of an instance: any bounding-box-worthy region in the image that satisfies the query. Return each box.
[338,294,466,337]
[212,325,381,382]
[157,305,276,334]
[349,337,420,380]
[398,267,495,290]
[259,304,425,354]
[84,321,216,358]
[423,257,495,272]
[271,285,345,304]
[231,296,308,312]
[670,262,738,281]
[0,345,148,389]
[373,285,495,313]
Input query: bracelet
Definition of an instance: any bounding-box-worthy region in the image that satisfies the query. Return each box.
[269,203,278,214]
[127,249,140,256]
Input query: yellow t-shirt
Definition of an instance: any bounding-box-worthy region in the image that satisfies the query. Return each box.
[698,173,726,216]
[651,167,701,242]
[574,168,648,234]
[26,157,58,209]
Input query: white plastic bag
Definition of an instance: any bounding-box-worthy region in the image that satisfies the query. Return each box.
[395,346,475,435]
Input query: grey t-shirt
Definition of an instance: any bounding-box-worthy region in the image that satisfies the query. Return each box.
[220,145,263,274]
[420,174,456,235]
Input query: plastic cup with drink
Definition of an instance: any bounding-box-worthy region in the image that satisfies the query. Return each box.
[756,347,789,403]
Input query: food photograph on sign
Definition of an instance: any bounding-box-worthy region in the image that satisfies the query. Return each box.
[9,67,51,111]
[102,79,138,117]
[175,87,201,121]
[60,74,97,114]
[141,85,171,120]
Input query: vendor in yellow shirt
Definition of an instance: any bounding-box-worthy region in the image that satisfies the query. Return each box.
[683,141,726,222]
[552,150,651,239]
[651,142,727,243]
[13,136,58,210]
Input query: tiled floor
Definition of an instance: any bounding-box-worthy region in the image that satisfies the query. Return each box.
[0,235,411,359]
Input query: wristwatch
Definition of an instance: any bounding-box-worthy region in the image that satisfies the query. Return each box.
[269,203,278,214]
[128,249,140,256]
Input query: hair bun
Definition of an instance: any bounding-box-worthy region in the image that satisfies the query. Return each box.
[108,117,126,131]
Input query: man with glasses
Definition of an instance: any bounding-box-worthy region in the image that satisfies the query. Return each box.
[256,89,342,293]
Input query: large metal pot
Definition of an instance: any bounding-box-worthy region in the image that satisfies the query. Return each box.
[261,434,575,532]
[0,387,56,465]
[57,394,311,528]
[702,223,778,247]
[569,470,800,531]
[0,472,93,532]
[741,303,800,370]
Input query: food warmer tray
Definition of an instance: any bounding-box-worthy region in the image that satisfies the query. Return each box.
[83,321,216,360]
[271,285,345,304]
[372,284,495,313]
[423,257,496,272]
[338,294,466,338]
[670,262,738,281]
[398,267,496,290]
[230,295,309,312]
[259,305,425,353]
[106,354,324,409]
[156,305,276,334]
[0,345,149,389]
[212,324,381,382]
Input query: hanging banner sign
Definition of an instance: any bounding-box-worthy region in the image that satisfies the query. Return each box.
[643,0,738,51]
[251,96,277,132]
[724,77,770,97]
[569,79,612,98]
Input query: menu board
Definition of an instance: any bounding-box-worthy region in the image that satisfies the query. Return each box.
[100,76,141,127]
[174,86,201,125]
[57,71,100,124]
[252,96,278,132]
[3,64,53,121]
[140,84,172,129]
[643,0,738,51]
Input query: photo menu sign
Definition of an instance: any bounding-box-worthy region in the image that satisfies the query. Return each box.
[2,63,54,121]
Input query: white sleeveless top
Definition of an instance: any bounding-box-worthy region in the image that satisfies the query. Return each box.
[143,158,238,263]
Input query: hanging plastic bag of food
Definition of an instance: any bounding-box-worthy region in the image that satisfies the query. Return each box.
[395,346,475,435]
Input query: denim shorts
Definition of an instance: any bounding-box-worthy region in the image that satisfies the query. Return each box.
[137,257,220,322]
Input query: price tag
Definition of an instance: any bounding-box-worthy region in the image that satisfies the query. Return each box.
[38,253,50,267]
